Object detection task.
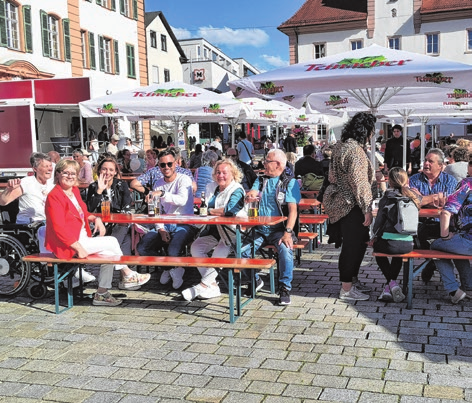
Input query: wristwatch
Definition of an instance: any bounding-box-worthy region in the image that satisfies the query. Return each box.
[285,228,293,233]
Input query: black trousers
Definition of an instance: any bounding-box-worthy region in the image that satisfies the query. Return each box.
[374,238,414,282]
[338,206,370,283]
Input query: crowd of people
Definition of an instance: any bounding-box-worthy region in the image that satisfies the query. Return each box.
[1,116,471,308]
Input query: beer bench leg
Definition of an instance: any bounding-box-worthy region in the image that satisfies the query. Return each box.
[53,263,77,315]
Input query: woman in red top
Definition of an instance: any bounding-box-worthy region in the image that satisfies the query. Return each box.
[45,159,150,306]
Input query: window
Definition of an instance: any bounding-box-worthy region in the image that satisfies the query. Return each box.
[99,36,112,73]
[3,0,19,50]
[120,0,130,16]
[126,43,136,78]
[98,0,116,9]
[350,40,363,50]
[467,30,472,52]
[388,36,400,50]
[160,34,167,51]
[150,30,156,48]
[314,43,326,59]
[197,45,201,59]
[426,33,439,55]
[204,47,208,59]
[317,125,327,140]
[164,69,170,82]
[152,65,159,83]
[89,31,96,70]
[40,12,61,59]
[81,31,88,68]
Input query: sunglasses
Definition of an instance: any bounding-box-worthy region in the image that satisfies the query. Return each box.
[159,162,174,168]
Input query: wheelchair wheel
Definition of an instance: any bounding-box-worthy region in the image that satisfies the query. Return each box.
[30,262,55,285]
[27,282,49,299]
[0,234,31,296]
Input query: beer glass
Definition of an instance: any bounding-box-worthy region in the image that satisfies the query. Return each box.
[101,200,110,218]
[248,200,259,218]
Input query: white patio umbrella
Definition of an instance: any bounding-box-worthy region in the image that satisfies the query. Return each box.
[229,45,472,169]
[79,81,248,148]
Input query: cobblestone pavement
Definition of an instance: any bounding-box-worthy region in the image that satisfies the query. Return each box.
[0,243,471,402]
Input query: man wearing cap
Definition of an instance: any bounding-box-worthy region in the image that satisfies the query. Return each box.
[107,135,120,156]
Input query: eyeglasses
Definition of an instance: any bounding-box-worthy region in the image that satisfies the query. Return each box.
[227,154,237,158]
[159,162,174,168]
[61,171,77,177]
[263,160,277,164]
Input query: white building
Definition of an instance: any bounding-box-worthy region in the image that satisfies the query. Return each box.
[278,0,472,137]
[0,0,148,174]
[145,11,186,84]
[179,38,259,93]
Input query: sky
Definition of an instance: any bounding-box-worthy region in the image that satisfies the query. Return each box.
[144,0,306,73]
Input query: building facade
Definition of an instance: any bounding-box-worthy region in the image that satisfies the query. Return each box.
[0,0,148,169]
[278,0,472,137]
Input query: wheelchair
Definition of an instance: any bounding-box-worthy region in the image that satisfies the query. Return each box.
[0,200,57,299]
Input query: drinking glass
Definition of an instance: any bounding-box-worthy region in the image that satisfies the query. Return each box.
[248,200,259,218]
[101,200,110,218]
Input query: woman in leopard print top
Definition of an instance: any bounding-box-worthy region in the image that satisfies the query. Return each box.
[324,112,376,301]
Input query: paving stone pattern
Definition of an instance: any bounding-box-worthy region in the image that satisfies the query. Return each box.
[0,243,471,402]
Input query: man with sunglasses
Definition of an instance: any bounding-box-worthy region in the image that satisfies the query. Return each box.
[136,149,197,289]
[243,149,301,305]
[226,148,257,191]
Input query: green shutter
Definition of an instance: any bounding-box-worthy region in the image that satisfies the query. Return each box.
[96,0,102,4]
[119,0,125,15]
[23,5,33,52]
[40,10,50,57]
[0,0,7,47]
[111,0,116,11]
[127,44,135,78]
[89,31,96,70]
[133,0,138,20]
[63,18,71,61]
[98,35,105,71]
[113,39,119,74]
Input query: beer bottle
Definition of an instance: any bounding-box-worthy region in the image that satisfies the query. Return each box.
[199,191,208,217]
[148,194,156,217]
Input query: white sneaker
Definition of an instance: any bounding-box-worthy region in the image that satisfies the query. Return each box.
[182,284,203,301]
[389,281,405,303]
[160,270,171,285]
[198,283,221,299]
[169,267,185,289]
[74,268,96,283]
[339,286,369,301]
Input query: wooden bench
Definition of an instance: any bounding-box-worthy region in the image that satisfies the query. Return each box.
[372,249,471,309]
[298,232,319,252]
[22,253,275,323]
[300,214,328,243]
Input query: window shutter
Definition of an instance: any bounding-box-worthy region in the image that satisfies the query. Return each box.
[22,5,33,52]
[40,10,50,57]
[0,0,7,47]
[119,0,125,15]
[63,19,71,61]
[89,31,96,70]
[111,0,116,11]
[133,0,138,20]
[96,0,102,5]
[113,39,119,74]
[98,35,105,71]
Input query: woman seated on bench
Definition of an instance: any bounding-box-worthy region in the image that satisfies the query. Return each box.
[182,158,247,301]
[371,168,421,302]
[431,161,472,304]
[45,159,150,307]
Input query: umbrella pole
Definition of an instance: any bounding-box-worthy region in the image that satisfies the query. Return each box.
[402,115,409,171]
[276,124,279,149]
[420,116,428,171]
[79,110,85,150]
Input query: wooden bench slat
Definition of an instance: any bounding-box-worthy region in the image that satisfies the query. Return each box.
[372,250,471,260]
[298,232,318,240]
[22,254,275,270]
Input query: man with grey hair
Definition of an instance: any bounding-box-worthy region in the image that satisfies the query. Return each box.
[409,148,458,283]
[243,148,301,305]
[47,150,61,164]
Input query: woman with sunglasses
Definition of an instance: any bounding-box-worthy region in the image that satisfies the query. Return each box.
[45,159,150,307]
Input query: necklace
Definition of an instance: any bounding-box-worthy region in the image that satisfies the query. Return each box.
[63,189,74,198]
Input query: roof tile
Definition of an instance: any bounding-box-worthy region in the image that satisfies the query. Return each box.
[421,0,472,13]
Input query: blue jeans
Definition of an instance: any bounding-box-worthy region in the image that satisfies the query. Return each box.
[431,234,472,293]
[241,230,293,291]
[137,224,197,258]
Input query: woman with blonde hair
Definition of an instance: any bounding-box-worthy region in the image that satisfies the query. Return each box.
[182,158,246,301]
[372,167,421,302]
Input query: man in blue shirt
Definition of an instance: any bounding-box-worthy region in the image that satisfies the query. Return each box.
[409,148,458,283]
[243,149,301,305]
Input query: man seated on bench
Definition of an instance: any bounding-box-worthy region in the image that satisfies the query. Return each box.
[243,149,301,306]
[0,152,95,284]
[136,149,198,289]
[45,159,151,307]
[430,163,472,304]
[409,149,458,283]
